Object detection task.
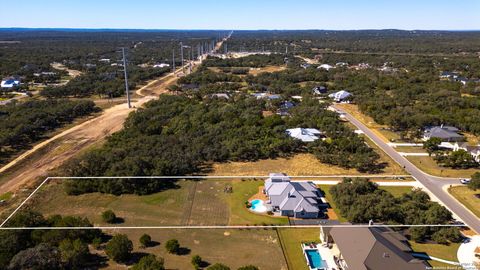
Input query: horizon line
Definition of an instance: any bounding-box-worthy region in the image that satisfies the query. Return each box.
[1,27,480,32]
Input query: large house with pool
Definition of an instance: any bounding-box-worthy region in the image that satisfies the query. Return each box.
[263,173,322,219]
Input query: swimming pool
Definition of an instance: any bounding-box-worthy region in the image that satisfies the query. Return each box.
[305,249,326,269]
[250,199,267,213]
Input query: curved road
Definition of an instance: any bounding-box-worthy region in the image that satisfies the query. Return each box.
[333,105,480,234]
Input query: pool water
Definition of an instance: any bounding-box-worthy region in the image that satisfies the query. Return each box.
[250,199,267,213]
[306,249,326,269]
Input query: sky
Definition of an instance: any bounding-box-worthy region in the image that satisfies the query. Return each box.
[1,0,479,30]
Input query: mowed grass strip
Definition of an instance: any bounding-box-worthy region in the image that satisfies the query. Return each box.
[277,228,319,270]
[408,241,460,268]
[449,186,480,218]
[407,156,479,178]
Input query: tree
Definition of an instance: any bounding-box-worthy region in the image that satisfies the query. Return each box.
[432,227,463,244]
[8,243,61,270]
[59,238,89,269]
[423,137,442,155]
[207,263,231,270]
[191,255,203,269]
[238,266,259,270]
[468,172,480,190]
[105,234,133,262]
[101,210,117,224]
[165,239,180,254]
[410,226,428,243]
[139,234,152,248]
[132,254,165,270]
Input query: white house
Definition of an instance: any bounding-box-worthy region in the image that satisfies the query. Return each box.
[318,64,334,71]
[1,78,20,88]
[453,142,480,162]
[153,63,170,68]
[328,90,352,102]
[286,128,324,142]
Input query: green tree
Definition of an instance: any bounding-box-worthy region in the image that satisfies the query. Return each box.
[101,210,117,223]
[59,238,89,269]
[132,254,165,270]
[105,234,133,262]
[191,255,203,269]
[207,263,231,270]
[423,137,442,155]
[165,239,180,254]
[468,172,480,190]
[139,234,152,248]
[8,243,62,270]
[410,226,428,243]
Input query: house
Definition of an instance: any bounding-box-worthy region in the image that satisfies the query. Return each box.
[456,77,469,85]
[210,93,230,99]
[300,63,312,69]
[153,63,170,68]
[321,226,428,270]
[264,173,323,219]
[440,71,459,79]
[328,90,352,102]
[453,142,480,162]
[336,62,349,67]
[99,58,111,63]
[312,86,327,95]
[1,78,20,88]
[318,64,334,71]
[277,101,295,116]
[252,92,281,100]
[286,128,324,142]
[423,125,464,142]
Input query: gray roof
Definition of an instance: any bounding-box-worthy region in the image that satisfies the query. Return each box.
[265,176,320,213]
[329,227,428,270]
[424,126,463,140]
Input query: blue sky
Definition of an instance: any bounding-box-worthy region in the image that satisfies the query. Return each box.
[1,0,479,30]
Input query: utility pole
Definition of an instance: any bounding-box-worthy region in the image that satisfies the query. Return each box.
[180,42,184,74]
[172,49,175,74]
[121,47,131,109]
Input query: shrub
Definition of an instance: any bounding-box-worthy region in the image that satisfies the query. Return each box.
[101,210,117,224]
[132,254,165,270]
[139,234,152,248]
[165,239,180,254]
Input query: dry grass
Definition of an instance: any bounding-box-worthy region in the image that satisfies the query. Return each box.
[449,186,480,218]
[395,146,427,153]
[407,156,479,178]
[249,65,286,75]
[102,229,288,270]
[210,153,404,176]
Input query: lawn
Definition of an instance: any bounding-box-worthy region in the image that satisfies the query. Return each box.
[408,241,461,268]
[395,146,427,153]
[407,156,479,178]
[317,185,347,222]
[224,179,289,225]
[379,186,413,198]
[449,186,480,218]
[277,228,319,270]
[210,153,405,176]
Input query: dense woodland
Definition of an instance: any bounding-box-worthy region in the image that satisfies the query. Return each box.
[63,93,382,195]
[330,179,463,244]
[0,99,98,164]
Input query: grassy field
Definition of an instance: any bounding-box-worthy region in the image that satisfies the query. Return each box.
[379,186,414,198]
[210,153,405,176]
[277,228,319,270]
[101,229,288,270]
[224,179,289,225]
[408,241,461,268]
[449,186,480,218]
[362,137,406,175]
[30,180,193,226]
[407,156,479,178]
[395,146,427,153]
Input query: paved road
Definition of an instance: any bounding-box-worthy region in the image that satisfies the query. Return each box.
[333,105,480,234]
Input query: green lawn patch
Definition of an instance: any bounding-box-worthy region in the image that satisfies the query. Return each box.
[408,241,460,268]
[277,228,319,270]
[449,186,480,218]
[0,192,13,201]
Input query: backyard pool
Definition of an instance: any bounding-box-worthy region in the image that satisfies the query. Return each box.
[305,249,327,270]
[250,199,267,213]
